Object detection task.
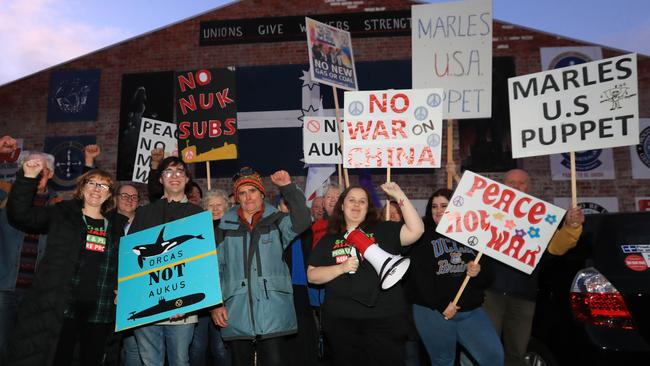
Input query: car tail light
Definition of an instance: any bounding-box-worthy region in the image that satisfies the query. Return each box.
[570,267,635,330]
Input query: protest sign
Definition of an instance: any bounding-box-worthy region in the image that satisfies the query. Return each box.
[630,118,650,179]
[436,171,566,274]
[343,89,443,168]
[116,211,222,331]
[549,149,615,180]
[412,0,493,119]
[132,118,178,183]
[509,53,639,158]
[554,196,618,214]
[0,138,23,182]
[303,116,342,164]
[175,68,238,163]
[306,17,358,91]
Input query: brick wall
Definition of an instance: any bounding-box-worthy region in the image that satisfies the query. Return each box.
[0,0,648,210]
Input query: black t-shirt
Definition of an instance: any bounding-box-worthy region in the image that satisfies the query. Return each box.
[74,216,107,304]
[403,229,492,313]
[308,221,408,319]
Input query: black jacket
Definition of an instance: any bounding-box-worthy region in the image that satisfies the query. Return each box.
[4,173,127,366]
[129,196,204,234]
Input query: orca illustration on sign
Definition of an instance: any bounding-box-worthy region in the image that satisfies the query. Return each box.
[127,293,206,320]
[132,226,204,268]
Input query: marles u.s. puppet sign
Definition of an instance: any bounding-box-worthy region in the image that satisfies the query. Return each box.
[115,211,222,331]
[436,171,566,274]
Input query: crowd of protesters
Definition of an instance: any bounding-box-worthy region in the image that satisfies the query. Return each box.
[0,134,584,366]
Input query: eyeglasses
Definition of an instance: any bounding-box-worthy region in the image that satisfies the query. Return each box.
[119,193,139,202]
[162,169,186,178]
[86,181,111,191]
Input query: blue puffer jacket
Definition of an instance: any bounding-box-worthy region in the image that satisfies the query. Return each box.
[217,183,310,340]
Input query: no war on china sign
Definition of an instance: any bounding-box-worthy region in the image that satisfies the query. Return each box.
[436,171,565,274]
[343,88,443,168]
[115,211,222,331]
[509,53,639,158]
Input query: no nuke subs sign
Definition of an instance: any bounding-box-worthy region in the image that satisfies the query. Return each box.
[509,54,639,158]
[343,89,443,168]
[436,171,565,274]
[116,211,222,331]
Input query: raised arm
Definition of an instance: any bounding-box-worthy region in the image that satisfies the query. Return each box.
[7,159,53,233]
[272,170,311,245]
[380,182,424,246]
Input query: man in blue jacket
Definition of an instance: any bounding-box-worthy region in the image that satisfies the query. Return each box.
[211,167,310,366]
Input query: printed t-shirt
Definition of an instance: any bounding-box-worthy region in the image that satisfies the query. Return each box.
[308,221,407,319]
[74,216,108,303]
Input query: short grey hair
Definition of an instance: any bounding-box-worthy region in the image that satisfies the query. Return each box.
[19,151,55,172]
[202,189,231,210]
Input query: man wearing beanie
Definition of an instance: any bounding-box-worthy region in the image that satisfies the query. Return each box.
[211,167,310,366]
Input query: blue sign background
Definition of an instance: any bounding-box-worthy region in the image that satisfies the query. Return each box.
[116,211,222,331]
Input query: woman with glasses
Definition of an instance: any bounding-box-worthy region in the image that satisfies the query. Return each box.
[5,159,128,366]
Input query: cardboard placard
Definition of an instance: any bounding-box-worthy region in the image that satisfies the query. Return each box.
[509,54,639,158]
[303,117,342,164]
[175,68,238,163]
[343,89,443,168]
[436,171,566,274]
[412,0,493,119]
[306,17,358,91]
[116,211,222,331]
[132,118,178,183]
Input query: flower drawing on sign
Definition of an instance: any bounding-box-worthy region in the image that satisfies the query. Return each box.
[527,227,541,239]
[515,229,527,238]
[492,212,505,221]
[504,219,516,230]
[545,214,557,225]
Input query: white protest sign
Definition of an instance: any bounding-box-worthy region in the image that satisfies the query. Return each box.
[132,118,178,183]
[343,89,443,168]
[436,171,566,274]
[412,0,492,119]
[306,17,358,91]
[303,117,342,164]
[509,53,639,158]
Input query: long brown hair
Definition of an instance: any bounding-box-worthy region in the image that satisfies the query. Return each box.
[327,185,379,235]
[73,169,115,213]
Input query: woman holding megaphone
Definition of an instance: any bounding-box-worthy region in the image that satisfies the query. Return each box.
[404,188,504,366]
[307,183,424,366]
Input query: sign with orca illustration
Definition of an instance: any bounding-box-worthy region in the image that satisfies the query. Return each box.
[115,211,222,331]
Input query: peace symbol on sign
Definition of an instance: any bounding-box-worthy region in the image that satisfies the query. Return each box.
[414,106,428,121]
[348,101,364,116]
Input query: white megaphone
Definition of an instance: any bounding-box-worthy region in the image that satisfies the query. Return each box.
[345,229,411,290]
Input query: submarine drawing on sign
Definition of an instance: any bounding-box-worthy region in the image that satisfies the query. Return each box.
[132,226,204,268]
[127,293,206,321]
